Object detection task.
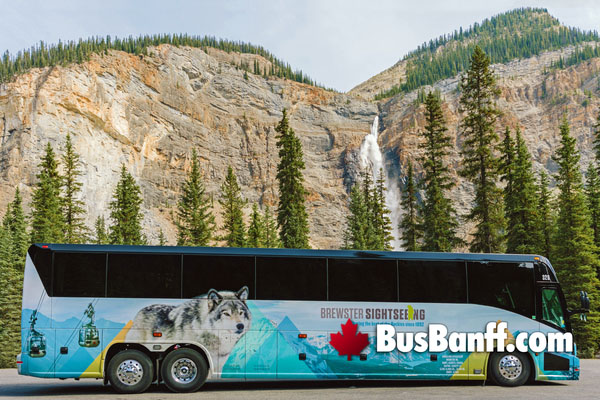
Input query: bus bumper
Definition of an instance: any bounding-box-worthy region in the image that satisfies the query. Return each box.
[16,354,22,375]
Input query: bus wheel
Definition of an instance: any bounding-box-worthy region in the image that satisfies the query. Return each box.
[107,349,153,394]
[161,348,208,393]
[489,352,530,387]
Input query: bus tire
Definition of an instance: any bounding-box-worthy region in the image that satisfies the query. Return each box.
[107,349,154,394]
[161,348,208,393]
[488,351,530,387]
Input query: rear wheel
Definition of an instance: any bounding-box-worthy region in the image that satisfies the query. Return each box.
[161,348,208,393]
[488,351,530,387]
[107,349,153,394]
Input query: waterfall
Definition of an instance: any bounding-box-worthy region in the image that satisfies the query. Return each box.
[359,116,402,250]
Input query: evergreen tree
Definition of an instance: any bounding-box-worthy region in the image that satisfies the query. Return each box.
[94,216,108,244]
[30,143,65,243]
[0,222,23,368]
[247,204,265,248]
[4,188,29,267]
[501,127,516,216]
[108,165,146,245]
[537,171,554,259]
[419,91,461,251]
[552,116,600,357]
[219,166,247,247]
[586,164,600,250]
[400,161,422,251]
[275,109,310,248]
[343,180,370,250]
[61,133,88,243]
[459,46,505,253]
[262,205,281,248]
[175,149,215,246]
[373,169,394,250]
[505,127,540,253]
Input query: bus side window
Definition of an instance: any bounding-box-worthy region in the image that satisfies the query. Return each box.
[397,260,467,303]
[53,252,106,297]
[328,258,397,302]
[256,257,327,301]
[467,262,535,318]
[107,253,181,298]
[183,255,255,299]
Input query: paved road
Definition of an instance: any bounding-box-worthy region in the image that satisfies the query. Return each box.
[1,360,598,399]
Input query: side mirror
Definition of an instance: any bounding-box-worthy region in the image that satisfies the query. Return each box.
[569,291,590,321]
[580,291,590,311]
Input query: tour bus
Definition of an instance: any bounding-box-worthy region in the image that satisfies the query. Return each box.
[18,243,588,393]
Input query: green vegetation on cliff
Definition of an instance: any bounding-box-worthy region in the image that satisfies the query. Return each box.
[0,34,319,86]
[375,8,599,100]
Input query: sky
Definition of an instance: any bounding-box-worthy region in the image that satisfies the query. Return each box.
[2,0,600,92]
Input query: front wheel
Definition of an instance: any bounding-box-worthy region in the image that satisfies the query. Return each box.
[488,351,531,387]
[107,349,154,394]
[161,348,208,393]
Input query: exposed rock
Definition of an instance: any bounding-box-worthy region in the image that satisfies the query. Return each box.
[1,43,599,249]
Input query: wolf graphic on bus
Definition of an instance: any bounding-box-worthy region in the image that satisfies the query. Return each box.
[126,286,251,360]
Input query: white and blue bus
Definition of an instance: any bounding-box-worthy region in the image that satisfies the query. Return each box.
[18,243,587,393]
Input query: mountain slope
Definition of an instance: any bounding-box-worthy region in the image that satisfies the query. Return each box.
[350,8,599,100]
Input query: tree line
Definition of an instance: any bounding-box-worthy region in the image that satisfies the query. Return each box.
[0,109,310,367]
[0,34,320,87]
[375,7,600,100]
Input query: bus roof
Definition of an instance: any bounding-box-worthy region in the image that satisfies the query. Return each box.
[31,243,550,265]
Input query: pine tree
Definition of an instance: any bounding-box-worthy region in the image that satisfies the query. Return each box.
[0,222,23,368]
[0,203,24,368]
[219,166,247,247]
[108,165,146,245]
[505,127,540,254]
[343,180,370,250]
[94,216,108,244]
[537,171,554,259]
[30,143,65,243]
[400,161,422,251]
[459,46,505,253]
[175,149,215,246]
[4,188,29,268]
[552,116,600,357]
[361,170,377,249]
[373,169,394,250]
[247,204,265,248]
[501,127,516,218]
[275,109,310,248]
[262,205,281,248]
[419,91,461,251]
[586,164,600,250]
[61,133,88,243]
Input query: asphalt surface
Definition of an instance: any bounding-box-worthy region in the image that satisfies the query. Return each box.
[0,360,598,399]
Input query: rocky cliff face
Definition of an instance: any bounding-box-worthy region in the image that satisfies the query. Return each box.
[0,45,377,248]
[1,43,599,248]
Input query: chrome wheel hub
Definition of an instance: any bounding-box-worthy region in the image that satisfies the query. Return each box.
[117,359,144,386]
[498,355,522,380]
[171,358,197,384]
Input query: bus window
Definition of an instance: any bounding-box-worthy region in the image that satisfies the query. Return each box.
[107,253,181,298]
[256,257,326,301]
[53,252,106,297]
[541,287,566,329]
[328,258,397,302]
[398,260,467,303]
[183,255,255,298]
[467,262,535,318]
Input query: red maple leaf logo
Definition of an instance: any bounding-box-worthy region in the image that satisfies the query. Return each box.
[329,319,370,361]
